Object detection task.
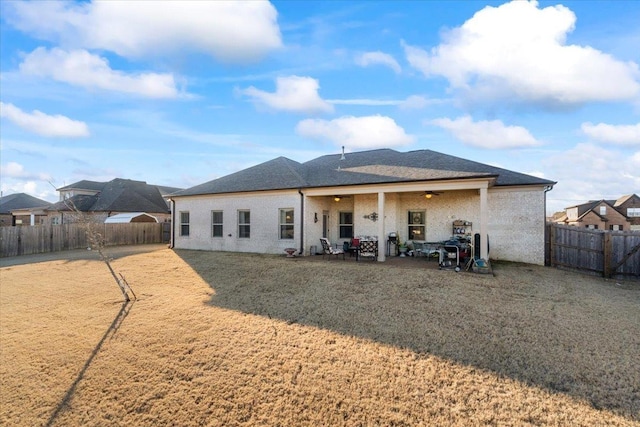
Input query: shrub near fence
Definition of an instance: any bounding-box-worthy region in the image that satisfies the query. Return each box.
[547,224,640,279]
[0,223,165,258]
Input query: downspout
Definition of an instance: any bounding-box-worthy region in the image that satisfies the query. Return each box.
[298,188,304,255]
[169,198,175,249]
[544,185,553,266]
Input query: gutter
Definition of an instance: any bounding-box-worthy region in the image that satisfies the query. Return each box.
[298,188,304,255]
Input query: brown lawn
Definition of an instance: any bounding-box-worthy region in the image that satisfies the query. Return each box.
[0,245,638,426]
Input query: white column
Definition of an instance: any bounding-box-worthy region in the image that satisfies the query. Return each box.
[377,192,386,262]
[30,213,35,226]
[480,187,488,259]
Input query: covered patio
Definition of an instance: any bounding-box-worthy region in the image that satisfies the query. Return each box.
[303,178,493,263]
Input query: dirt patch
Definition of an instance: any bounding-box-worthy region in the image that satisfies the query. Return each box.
[1,247,638,426]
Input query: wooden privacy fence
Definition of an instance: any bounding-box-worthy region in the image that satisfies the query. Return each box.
[0,223,167,258]
[547,224,640,279]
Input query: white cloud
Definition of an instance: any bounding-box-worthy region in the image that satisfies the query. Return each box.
[403,0,640,106]
[399,95,429,110]
[328,99,399,106]
[326,95,437,109]
[429,115,540,149]
[355,51,401,74]
[581,122,640,146]
[19,48,181,98]
[0,102,89,137]
[296,115,414,149]
[543,143,640,213]
[6,1,281,63]
[0,161,53,181]
[241,76,334,114]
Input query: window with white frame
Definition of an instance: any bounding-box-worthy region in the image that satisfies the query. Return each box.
[211,211,223,237]
[609,224,622,231]
[586,224,598,230]
[180,211,190,236]
[408,211,425,240]
[339,211,353,238]
[599,206,606,215]
[238,210,250,238]
[279,209,294,239]
[628,208,640,217]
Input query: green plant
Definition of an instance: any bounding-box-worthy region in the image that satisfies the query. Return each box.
[397,232,407,248]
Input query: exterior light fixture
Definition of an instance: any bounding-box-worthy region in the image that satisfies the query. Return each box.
[334,196,341,202]
[425,193,432,199]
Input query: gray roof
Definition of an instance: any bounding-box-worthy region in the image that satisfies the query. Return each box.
[48,179,170,213]
[57,180,105,192]
[58,179,182,197]
[0,193,51,214]
[174,148,555,197]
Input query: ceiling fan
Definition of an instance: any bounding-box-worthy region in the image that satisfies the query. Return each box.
[422,191,442,199]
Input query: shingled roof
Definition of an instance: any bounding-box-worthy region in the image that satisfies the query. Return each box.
[48,179,170,213]
[0,193,51,214]
[174,148,555,197]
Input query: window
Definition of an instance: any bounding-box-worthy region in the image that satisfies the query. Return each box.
[51,216,60,225]
[180,211,190,236]
[279,209,294,239]
[628,208,640,217]
[610,224,622,231]
[586,224,598,230]
[599,206,606,215]
[238,210,250,238]
[339,212,353,238]
[408,211,425,240]
[211,211,223,237]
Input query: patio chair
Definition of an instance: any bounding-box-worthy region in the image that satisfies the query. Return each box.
[319,238,345,260]
[358,240,377,261]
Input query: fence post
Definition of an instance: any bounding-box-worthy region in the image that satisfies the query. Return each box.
[549,224,556,267]
[17,226,23,256]
[603,232,612,278]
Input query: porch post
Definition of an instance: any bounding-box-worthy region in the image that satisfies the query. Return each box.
[480,187,488,260]
[377,191,386,262]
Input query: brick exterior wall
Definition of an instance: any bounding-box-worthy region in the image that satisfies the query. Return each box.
[173,191,302,254]
[175,186,548,265]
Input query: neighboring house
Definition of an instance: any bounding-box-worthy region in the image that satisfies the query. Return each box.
[558,194,640,231]
[12,178,180,225]
[0,193,50,226]
[170,148,556,265]
[614,194,640,231]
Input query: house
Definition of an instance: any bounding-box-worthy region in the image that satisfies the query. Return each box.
[558,194,640,231]
[0,193,50,226]
[11,178,181,225]
[170,148,556,265]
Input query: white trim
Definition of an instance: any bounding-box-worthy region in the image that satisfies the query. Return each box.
[303,178,494,197]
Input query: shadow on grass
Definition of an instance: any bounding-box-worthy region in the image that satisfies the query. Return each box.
[174,250,640,422]
[45,299,135,427]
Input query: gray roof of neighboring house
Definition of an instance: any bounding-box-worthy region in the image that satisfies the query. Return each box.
[48,179,170,213]
[0,193,51,214]
[58,179,182,197]
[57,180,105,192]
[173,148,556,197]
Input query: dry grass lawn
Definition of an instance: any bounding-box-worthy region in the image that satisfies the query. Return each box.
[1,245,638,426]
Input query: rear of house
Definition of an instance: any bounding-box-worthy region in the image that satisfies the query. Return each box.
[170,148,555,265]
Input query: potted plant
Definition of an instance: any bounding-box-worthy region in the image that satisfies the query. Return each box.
[397,233,408,257]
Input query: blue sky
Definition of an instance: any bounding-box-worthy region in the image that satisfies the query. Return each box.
[1,0,638,214]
